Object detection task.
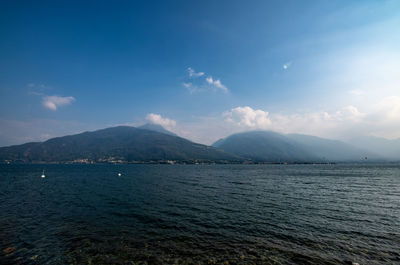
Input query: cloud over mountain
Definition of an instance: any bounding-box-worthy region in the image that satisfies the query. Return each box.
[224,106,271,129]
[146,113,176,130]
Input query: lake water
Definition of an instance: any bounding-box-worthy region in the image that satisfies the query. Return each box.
[0,164,399,264]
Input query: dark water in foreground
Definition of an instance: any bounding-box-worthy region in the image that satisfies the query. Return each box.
[0,164,399,265]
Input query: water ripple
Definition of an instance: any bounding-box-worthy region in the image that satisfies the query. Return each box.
[1,164,399,264]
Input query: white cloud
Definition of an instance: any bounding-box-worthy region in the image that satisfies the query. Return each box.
[206,76,228,93]
[27,83,49,89]
[187,67,204,77]
[335,105,365,121]
[182,82,198,94]
[42,95,75,111]
[372,96,400,121]
[146,113,176,129]
[221,101,399,140]
[267,106,367,139]
[182,82,192,88]
[184,67,229,93]
[224,106,271,129]
[367,96,400,138]
[28,83,52,96]
[283,61,292,70]
[174,100,400,145]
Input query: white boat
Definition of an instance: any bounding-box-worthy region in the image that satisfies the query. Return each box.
[41,170,45,178]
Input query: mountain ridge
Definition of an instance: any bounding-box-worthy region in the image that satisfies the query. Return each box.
[213,130,384,162]
[343,135,400,160]
[1,126,395,164]
[137,123,177,136]
[0,126,239,163]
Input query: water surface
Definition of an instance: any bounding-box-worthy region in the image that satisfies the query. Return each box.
[1,164,399,264]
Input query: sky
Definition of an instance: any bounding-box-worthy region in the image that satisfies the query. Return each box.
[0,0,400,146]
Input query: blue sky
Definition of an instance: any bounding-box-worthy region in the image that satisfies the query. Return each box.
[1,0,400,145]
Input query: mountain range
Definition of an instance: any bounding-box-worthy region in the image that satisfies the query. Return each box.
[343,136,400,160]
[0,125,238,163]
[212,131,381,162]
[0,124,397,163]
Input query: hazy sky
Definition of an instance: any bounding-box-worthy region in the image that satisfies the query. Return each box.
[1,0,400,146]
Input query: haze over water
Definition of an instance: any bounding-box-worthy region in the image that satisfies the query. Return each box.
[1,164,399,264]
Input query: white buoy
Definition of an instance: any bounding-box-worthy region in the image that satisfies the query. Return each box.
[118,173,121,177]
[41,170,45,178]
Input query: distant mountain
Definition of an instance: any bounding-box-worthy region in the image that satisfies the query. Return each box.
[287,134,381,161]
[344,136,400,161]
[138,123,177,136]
[2,126,391,164]
[0,126,239,163]
[213,131,320,162]
[213,131,382,162]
